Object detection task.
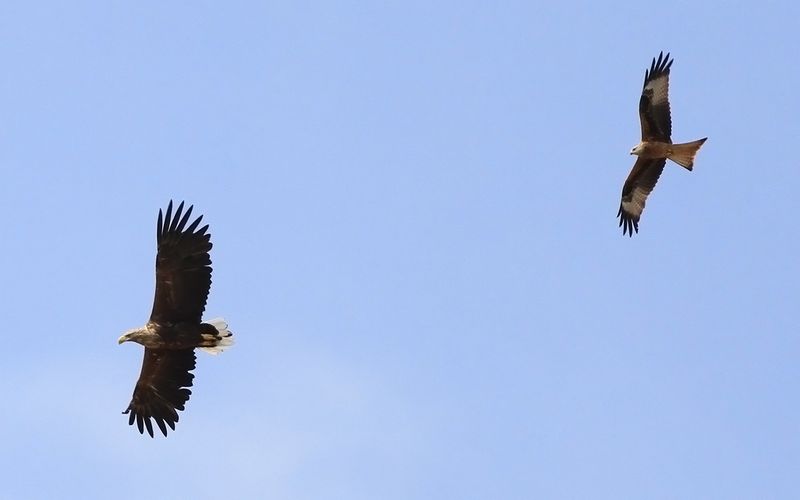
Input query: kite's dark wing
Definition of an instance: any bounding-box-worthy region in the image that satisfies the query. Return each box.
[639,52,673,142]
[617,157,667,236]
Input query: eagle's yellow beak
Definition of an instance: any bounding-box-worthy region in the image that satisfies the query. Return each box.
[118,334,129,345]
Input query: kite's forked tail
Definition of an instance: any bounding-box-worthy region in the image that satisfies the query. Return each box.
[199,318,234,355]
[668,138,707,171]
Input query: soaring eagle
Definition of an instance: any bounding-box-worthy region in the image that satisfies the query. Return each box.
[118,201,233,437]
[618,52,707,236]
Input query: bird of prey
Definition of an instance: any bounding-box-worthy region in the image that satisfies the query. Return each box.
[617,52,707,236]
[118,201,233,437]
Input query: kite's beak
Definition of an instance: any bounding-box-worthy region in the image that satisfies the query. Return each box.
[117,334,129,345]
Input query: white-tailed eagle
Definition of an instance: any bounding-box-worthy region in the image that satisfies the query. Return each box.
[118,201,233,437]
[618,52,707,236]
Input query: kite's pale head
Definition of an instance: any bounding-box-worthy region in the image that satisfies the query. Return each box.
[630,143,645,156]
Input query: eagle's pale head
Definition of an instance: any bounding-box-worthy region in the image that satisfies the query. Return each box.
[118,327,149,345]
[630,142,645,156]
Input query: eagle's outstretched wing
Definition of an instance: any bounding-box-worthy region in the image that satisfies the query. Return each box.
[123,348,195,437]
[149,201,212,324]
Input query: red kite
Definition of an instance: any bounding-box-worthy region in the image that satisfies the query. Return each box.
[118,201,233,437]
[618,52,707,236]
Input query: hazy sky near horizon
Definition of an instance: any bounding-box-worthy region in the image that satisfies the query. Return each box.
[1,2,799,499]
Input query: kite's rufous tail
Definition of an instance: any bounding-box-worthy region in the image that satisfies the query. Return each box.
[669,138,707,171]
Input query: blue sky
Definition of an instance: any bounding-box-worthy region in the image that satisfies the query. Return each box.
[1,1,798,499]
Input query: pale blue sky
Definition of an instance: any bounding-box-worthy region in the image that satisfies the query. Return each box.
[1,1,798,499]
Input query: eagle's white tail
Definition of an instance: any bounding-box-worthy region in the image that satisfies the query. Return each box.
[199,318,234,355]
[668,138,707,171]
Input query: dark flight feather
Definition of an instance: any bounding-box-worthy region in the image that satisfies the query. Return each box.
[639,51,673,142]
[618,158,667,236]
[124,349,195,437]
[150,200,212,325]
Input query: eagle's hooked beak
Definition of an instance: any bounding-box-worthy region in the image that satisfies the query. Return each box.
[118,334,129,345]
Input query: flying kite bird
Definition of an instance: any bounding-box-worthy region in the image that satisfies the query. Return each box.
[617,52,707,236]
[118,201,233,437]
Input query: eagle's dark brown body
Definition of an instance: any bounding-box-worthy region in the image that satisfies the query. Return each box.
[121,321,225,350]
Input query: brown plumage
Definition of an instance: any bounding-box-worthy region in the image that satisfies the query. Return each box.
[617,52,707,236]
[118,201,232,437]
